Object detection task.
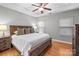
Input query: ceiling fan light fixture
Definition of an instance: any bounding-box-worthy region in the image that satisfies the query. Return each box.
[32,3,52,14]
[39,8,44,11]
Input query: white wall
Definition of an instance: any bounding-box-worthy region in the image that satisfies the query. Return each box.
[0,6,37,26]
[37,8,79,43]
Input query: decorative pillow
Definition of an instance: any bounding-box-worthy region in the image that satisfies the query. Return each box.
[17,28,25,35]
[25,28,31,34]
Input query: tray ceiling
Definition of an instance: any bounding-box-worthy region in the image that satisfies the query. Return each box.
[0,3,79,17]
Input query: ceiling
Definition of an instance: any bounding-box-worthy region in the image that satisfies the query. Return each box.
[0,3,79,17]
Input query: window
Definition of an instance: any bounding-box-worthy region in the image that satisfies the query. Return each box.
[59,17,73,36]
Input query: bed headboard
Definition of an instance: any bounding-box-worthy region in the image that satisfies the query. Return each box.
[10,25,34,35]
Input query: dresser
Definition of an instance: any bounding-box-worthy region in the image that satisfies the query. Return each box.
[73,24,79,55]
[0,36,11,51]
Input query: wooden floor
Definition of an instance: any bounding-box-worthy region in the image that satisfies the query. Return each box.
[44,41,72,56]
[0,40,72,56]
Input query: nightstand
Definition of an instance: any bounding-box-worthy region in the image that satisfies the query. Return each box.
[0,36,11,51]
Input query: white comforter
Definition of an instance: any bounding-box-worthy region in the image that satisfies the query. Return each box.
[12,33,50,56]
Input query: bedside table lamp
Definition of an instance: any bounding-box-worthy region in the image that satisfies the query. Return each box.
[38,21,44,33]
[0,24,8,37]
[32,23,38,33]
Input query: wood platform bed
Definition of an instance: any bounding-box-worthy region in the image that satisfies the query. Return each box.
[10,25,52,56]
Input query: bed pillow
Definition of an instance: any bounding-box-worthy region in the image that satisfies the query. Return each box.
[17,28,25,35]
[25,28,31,34]
[30,28,34,33]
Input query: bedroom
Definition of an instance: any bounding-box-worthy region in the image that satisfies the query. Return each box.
[0,3,79,56]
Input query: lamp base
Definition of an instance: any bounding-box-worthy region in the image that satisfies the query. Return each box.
[3,31,5,37]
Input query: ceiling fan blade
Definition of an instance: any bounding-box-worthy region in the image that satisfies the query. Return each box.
[32,8,39,12]
[41,11,43,14]
[43,7,52,10]
[40,3,43,6]
[44,3,48,6]
[32,4,40,7]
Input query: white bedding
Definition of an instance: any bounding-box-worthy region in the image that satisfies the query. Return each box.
[12,33,50,56]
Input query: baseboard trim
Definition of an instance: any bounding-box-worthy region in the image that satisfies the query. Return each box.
[53,39,72,44]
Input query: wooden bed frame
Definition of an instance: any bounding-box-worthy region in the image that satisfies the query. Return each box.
[10,25,52,56]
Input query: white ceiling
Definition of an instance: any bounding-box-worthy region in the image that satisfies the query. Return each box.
[0,3,79,17]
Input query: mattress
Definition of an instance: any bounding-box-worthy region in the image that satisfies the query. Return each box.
[12,33,50,56]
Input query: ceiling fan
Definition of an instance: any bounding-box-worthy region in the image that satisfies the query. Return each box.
[32,3,52,14]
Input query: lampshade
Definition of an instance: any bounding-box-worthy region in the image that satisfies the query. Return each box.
[0,24,8,31]
[38,21,44,27]
[32,23,37,29]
